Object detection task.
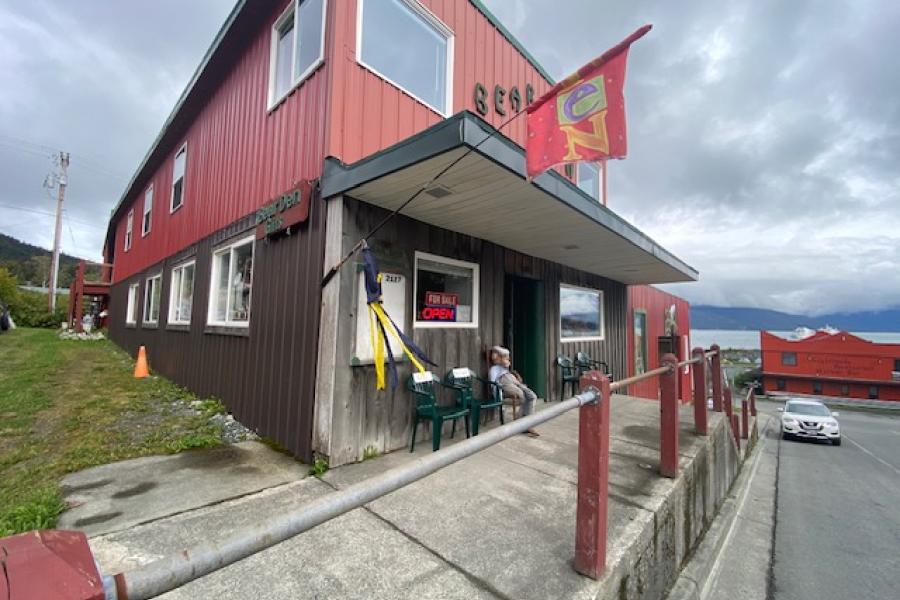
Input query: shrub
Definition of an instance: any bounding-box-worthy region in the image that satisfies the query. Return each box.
[0,268,67,328]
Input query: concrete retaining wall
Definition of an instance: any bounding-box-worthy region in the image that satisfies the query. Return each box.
[597,412,744,599]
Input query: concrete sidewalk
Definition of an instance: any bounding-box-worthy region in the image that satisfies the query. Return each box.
[77,394,740,599]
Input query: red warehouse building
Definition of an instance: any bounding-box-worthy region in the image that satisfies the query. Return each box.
[760,330,900,402]
[103,0,698,466]
[627,286,692,402]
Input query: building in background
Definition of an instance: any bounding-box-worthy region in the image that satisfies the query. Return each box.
[102,0,697,466]
[760,330,900,402]
[627,286,692,402]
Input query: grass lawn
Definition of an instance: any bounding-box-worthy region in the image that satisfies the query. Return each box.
[0,328,227,536]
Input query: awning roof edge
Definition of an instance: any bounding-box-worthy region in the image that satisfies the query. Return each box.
[321,111,698,283]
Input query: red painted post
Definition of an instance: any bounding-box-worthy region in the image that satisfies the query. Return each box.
[660,354,679,478]
[724,386,735,439]
[750,389,757,417]
[741,394,749,440]
[710,344,723,412]
[574,370,611,580]
[732,413,740,440]
[691,347,708,436]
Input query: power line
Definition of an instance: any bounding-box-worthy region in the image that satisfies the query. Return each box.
[0,204,104,230]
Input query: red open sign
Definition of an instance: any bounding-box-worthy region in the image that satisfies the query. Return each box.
[420,306,456,321]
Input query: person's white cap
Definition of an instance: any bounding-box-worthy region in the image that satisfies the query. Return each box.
[491,345,510,357]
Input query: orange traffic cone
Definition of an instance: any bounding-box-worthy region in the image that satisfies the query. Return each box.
[134,345,150,378]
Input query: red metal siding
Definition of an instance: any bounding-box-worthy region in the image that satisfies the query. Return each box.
[325,0,554,164]
[113,0,329,283]
[626,285,692,401]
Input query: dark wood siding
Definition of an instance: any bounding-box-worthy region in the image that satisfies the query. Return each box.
[108,196,327,461]
[325,198,627,463]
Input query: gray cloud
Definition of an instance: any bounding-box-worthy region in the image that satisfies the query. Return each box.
[1,0,898,316]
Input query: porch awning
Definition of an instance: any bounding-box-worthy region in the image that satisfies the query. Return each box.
[320,111,697,285]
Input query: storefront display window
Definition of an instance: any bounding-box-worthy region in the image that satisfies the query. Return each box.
[209,235,254,326]
[413,252,478,328]
[560,284,604,341]
[358,0,453,116]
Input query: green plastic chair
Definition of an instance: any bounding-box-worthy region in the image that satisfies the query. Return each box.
[576,351,610,377]
[444,368,505,436]
[557,354,581,401]
[407,371,470,452]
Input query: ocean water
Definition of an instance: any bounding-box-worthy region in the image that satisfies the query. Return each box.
[690,329,900,350]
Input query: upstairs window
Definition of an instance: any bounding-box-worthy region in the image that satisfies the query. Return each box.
[124,209,133,251]
[142,185,153,236]
[577,162,601,201]
[143,274,161,324]
[171,144,187,212]
[169,260,195,325]
[209,236,254,327]
[781,352,797,366]
[126,283,140,324]
[269,0,326,108]
[358,0,453,116]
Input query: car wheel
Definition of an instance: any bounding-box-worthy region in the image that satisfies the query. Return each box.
[832,437,841,446]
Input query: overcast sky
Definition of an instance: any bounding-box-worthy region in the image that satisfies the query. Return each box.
[1,0,898,317]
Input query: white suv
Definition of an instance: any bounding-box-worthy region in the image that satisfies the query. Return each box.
[779,399,841,446]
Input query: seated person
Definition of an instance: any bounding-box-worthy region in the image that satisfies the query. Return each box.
[489,346,539,437]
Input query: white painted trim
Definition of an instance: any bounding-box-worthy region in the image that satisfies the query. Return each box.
[125,283,139,324]
[267,0,328,112]
[142,273,162,324]
[168,259,196,325]
[141,184,153,237]
[170,142,188,214]
[559,283,605,342]
[207,234,255,328]
[412,250,479,329]
[356,0,454,118]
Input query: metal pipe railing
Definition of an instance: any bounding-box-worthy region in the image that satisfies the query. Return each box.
[106,388,602,600]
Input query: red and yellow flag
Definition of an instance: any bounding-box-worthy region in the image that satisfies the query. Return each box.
[525,25,652,179]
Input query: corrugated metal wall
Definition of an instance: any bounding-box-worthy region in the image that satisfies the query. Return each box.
[112,0,329,284]
[626,285,692,401]
[325,0,554,164]
[324,198,627,464]
[107,194,326,461]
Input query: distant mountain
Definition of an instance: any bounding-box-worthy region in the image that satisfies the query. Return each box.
[0,233,99,289]
[692,305,900,333]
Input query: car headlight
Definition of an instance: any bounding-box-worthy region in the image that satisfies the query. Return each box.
[782,417,796,425]
[825,419,839,428]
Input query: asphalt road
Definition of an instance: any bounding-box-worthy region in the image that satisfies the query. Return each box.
[769,405,900,599]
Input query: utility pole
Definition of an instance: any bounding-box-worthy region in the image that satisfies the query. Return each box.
[47,151,69,312]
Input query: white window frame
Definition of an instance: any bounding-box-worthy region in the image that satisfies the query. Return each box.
[168,259,196,325]
[207,234,255,328]
[559,283,605,343]
[170,142,187,213]
[143,273,162,325]
[141,184,153,237]
[124,209,134,251]
[356,0,454,117]
[413,251,479,329]
[577,162,601,201]
[126,283,139,324]
[267,0,328,111]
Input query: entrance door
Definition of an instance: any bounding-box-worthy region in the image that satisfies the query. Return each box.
[503,275,546,398]
[658,334,683,397]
